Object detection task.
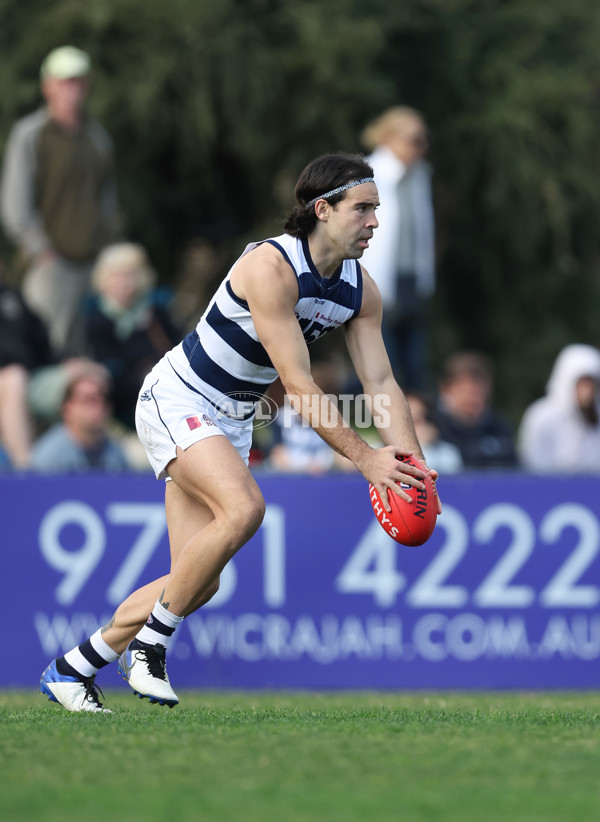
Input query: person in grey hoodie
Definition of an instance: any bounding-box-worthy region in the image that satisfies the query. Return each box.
[518,344,600,473]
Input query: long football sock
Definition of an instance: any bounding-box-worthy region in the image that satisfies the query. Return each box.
[133,600,183,651]
[58,629,119,679]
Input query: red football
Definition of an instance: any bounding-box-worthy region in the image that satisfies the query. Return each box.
[369,455,437,546]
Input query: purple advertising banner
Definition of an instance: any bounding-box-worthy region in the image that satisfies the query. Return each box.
[3,473,600,689]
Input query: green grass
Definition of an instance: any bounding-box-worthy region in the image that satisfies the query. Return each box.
[1,690,599,822]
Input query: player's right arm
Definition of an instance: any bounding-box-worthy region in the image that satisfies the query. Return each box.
[230,244,424,507]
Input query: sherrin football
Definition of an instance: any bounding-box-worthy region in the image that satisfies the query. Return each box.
[369,455,437,546]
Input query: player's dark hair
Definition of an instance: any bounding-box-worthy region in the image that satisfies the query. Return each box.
[284,153,374,239]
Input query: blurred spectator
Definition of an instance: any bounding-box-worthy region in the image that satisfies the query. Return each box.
[0,278,54,469]
[265,360,356,474]
[84,243,180,429]
[27,357,109,429]
[360,106,435,390]
[31,366,130,473]
[518,344,600,473]
[406,391,463,474]
[433,351,518,469]
[268,402,340,474]
[0,363,32,470]
[0,45,119,358]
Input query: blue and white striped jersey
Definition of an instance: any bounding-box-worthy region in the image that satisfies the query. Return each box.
[167,233,363,417]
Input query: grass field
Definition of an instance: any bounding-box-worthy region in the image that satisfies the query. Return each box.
[1,690,599,822]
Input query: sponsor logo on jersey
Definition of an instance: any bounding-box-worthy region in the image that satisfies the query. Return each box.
[315,311,342,325]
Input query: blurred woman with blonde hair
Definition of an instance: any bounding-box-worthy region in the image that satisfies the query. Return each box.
[85,242,180,429]
[360,105,435,391]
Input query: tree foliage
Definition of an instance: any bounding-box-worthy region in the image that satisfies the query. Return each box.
[1,0,599,419]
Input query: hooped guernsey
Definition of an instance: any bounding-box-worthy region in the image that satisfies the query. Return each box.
[166,233,364,419]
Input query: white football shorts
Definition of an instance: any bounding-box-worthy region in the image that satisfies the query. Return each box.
[135,357,254,480]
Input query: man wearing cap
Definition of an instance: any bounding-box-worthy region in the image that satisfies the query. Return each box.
[0,46,119,358]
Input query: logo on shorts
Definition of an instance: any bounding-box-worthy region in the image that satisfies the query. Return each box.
[186,416,202,430]
[140,391,152,402]
[216,391,279,429]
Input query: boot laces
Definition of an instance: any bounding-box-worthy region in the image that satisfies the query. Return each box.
[136,643,168,681]
[82,675,107,709]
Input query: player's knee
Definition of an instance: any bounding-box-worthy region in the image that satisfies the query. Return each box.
[224,490,265,551]
[238,491,266,537]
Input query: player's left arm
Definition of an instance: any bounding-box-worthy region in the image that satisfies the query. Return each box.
[345,269,441,509]
[345,269,420,452]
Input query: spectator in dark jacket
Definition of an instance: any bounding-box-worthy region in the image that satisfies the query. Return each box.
[84,243,180,429]
[433,351,518,469]
[0,280,53,468]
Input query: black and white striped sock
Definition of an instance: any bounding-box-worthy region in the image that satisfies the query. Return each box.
[134,600,183,650]
[57,629,119,680]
